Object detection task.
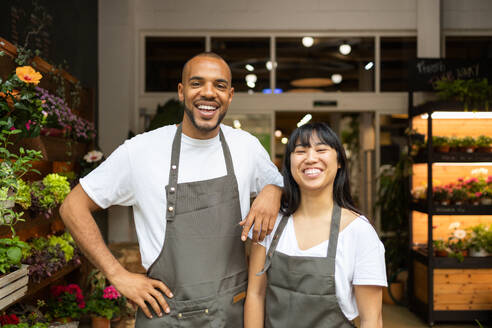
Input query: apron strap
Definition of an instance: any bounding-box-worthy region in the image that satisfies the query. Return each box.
[166,124,183,220]
[166,125,234,221]
[326,204,342,276]
[256,215,289,276]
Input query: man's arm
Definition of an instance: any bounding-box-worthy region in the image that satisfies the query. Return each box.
[60,184,173,318]
[240,184,282,242]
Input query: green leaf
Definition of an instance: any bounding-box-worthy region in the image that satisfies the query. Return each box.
[7,246,22,263]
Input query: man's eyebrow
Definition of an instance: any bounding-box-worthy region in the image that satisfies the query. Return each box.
[189,76,204,81]
[188,77,229,85]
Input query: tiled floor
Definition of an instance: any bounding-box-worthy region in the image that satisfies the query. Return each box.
[382,304,480,328]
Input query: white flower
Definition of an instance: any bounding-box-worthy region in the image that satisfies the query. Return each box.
[453,229,467,239]
[412,186,427,199]
[83,150,103,163]
[448,222,460,230]
[471,168,488,178]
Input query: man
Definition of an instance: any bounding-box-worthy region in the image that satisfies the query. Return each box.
[60,52,282,326]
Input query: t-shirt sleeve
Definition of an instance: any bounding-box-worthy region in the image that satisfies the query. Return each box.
[352,221,388,286]
[248,213,283,252]
[250,137,283,194]
[79,142,136,209]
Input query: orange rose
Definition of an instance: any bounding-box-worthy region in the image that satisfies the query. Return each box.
[16,66,42,85]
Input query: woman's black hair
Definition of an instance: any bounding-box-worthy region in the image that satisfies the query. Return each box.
[280,122,361,217]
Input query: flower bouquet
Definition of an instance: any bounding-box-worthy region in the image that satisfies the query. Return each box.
[46,284,85,325]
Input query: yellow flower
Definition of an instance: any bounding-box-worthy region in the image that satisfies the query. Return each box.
[16,66,42,85]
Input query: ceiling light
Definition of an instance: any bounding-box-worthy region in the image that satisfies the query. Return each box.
[233,120,241,129]
[365,62,374,70]
[245,64,254,72]
[297,114,312,127]
[331,74,342,84]
[247,81,256,88]
[420,112,492,119]
[262,88,283,94]
[339,43,351,55]
[266,61,277,71]
[245,74,257,84]
[302,37,314,48]
[274,130,282,138]
[281,137,288,144]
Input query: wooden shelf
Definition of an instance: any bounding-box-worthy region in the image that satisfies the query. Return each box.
[413,151,492,163]
[411,200,492,215]
[412,248,492,269]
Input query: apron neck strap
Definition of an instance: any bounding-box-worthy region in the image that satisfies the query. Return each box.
[326,204,342,276]
[256,215,288,276]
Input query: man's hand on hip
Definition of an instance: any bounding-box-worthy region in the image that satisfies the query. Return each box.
[109,268,174,319]
[240,184,282,242]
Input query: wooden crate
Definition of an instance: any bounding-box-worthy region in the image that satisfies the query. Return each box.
[0,265,29,310]
[414,261,492,311]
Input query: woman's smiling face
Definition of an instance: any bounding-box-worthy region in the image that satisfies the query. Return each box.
[290,133,340,193]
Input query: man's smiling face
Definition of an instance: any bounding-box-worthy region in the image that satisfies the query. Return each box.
[178,56,234,139]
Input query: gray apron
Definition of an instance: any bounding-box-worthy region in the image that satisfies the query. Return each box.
[136,125,247,327]
[259,204,355,328]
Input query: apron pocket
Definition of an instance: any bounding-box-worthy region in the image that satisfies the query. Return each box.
[172,296,224,328]
[220,281,247,328]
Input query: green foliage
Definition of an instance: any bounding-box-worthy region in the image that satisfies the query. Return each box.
[476,135,492,147]
[0,236,30,274]
[147,99,184,131]
[15,179,31,209]
[458,136,474,147]
[431,136,448,147]
[42,174,70,204]
[86,288,124,319]
[467,224,492,253]
[434,78,492,111]
[1,323,48,328]
[48,235,74,262]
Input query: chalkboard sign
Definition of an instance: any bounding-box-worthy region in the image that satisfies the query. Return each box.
[409,58,492,91]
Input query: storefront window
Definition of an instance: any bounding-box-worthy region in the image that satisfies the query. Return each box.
[380,37,417,92]
[275,37,375,92]
[145,37,205,92]
[211,38,270,93]
[222,113,272,155]
[446,36,492,59]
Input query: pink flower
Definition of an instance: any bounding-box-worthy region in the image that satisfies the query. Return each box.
[9,126,15,131]
[475,192,483,197]
[103,285,121,300]
[25,120,32,130]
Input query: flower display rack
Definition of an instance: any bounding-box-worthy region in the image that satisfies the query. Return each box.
[407,94,492,324]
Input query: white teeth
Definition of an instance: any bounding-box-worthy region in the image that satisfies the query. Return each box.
[198,105,217,110]
[304,168,321,175]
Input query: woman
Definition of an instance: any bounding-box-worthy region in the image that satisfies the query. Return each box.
[245,122,387,328]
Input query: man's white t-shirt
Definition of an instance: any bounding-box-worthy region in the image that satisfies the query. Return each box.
[258,214,387,321]
[80,124,283,270]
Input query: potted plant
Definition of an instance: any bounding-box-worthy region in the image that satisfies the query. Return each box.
[79,150,104,178]
[46,284,85,327]
[467,191,482,206]
[458,136,475,153]
[450,185,467,206]
[448,137,460,153]
[432,239,448,257]
[467,224,492,257]
[481,186,492,205]
[30,173,70,218]
[432,185,451,206]
[0,65,47,139]
[443,222,469,262]
[476,135,492,153]
[432,136,450,153]
[86,270,127,328]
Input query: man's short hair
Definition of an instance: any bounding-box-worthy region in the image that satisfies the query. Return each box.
[181,52,231,82]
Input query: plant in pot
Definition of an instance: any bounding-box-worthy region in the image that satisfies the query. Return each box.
[30,173,70,218]
[0,65,47,139]
[458,136,475,153]
[79,150,104,178]
[444,222,469,262]
[476,135,492,153]
[431,136,449,153]
[432,239,447,257]
[450,184,467,206]
[432,185,451,206]
[375,152,412,305]
[467,191,482,206]
[86,270,127,328]
[481,185,492,205]
[448,137,460,153]
[45,284,85,327]
[467,224,492,257]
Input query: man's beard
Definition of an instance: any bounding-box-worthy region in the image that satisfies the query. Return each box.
[184,104,226,132]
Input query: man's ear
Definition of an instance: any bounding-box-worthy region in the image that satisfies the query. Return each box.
[178,83,184,102]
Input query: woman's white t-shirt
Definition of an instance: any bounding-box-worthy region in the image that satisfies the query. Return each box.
[258,214,387,321]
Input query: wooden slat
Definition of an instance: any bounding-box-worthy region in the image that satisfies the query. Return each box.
[435,283,492,294]
[412,116,492,139]
[414,261,428,304]
[434,303,492,311]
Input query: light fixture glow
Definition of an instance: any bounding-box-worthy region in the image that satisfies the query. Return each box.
[302,37,314,47]
[297,114,313,127]
[233,120,241,129]
[245,64,254,72]
[248,89,254,95]
[420,112,492,119]
[245,74,257,84]
[281,137,288,144]
[331,74,342,84]
[247,81,256,88]
[266,61,277,71]
[262,88,283,94]
[339,43,351,55]
[274,130,282,138]
[364,62,374,70]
